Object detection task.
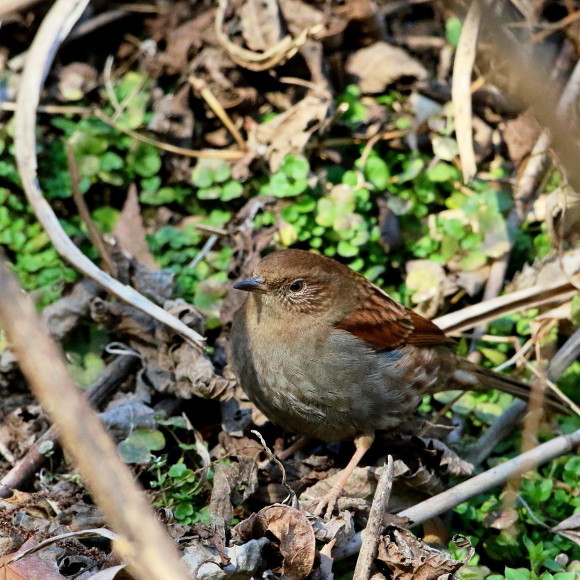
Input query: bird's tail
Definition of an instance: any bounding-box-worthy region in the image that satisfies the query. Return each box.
[450,357,569,415]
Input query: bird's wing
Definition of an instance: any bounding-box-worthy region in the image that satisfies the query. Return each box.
[335,283,450,350]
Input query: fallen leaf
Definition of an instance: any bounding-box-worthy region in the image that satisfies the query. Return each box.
[504,111,542,167]
[234,505,316,580]
[346,42,427,94]
[240,0,283,51]
[57,62,97,102]
[0,539,66,580]
[250,94,330,171]
[113,184,158,270]
[376,528,473,579]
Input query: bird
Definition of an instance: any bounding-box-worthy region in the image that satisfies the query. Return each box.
[230,249,563,517]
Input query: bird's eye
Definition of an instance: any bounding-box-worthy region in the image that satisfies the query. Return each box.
[289,280,304,292]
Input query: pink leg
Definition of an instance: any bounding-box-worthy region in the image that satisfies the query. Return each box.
[277,436,312,461]
[313,433,374,519]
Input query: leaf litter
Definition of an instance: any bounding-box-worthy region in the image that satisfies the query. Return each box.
[1,0,579,577]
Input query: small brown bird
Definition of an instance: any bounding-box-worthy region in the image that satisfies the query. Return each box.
[230,249,557,516]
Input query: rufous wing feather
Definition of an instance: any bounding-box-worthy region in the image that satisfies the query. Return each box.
[335,284,450,350]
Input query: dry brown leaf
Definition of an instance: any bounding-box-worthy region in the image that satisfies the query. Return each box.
[240,0,283,51]
[113,184,158,270]
[484,508,519,530]
[346,42,426,94]
[149,84,195,144]
[216,0,321,71]
[210,457,258,536]
[504,111,542,167]
[234,504,316,580]
[250,94,330,171]
[41,279,100,340]
[552,514,580,546]
[376,528,473,579]
[0,540,66,580]
[57,62,97,102]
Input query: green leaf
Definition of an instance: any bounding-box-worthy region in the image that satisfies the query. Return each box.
[446,17,462,47]
[504,568,532,580]
[364,156,390,190]
[99,151,124,171]
[220,180,243,201]
[479,347,507,366]
[174,503,194,520]
[92,207,119,233]
[127,429,166,451]
[459,250,487,271]
[396,158,425,183]
[279,154,309,180]
[118,439,151,464]
[426,162,456,182]
[168,463,188,478]
[128,144,161,177]
[192,159,231,187]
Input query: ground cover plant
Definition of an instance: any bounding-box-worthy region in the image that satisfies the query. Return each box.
[0,0,579,578]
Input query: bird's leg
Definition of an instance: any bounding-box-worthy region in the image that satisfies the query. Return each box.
[277,436,312,461]
[313,433,374,519]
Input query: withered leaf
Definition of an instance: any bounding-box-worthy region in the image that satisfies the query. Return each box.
[376,527,473,579]
[234,504,315,580]
[346,42,427,94]
[113,184,158,271]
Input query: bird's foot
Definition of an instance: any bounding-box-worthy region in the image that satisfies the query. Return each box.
[277,436,311,461]
[313,484,344,519]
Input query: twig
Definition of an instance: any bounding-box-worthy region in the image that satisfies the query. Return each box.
[493,338,534,372]
[0,355,139,498]
[464,328,579,467]
[187,234,219,269]
[189,76,247,151]
[93,109,245,160]
[334,428,580,560]
[8,9,131,71]
[464,400,527,466]
[452,0,483,183]
[103,56,121,115]
[66,143,116,275]
[353,456,394,580]
[0,258,189,580]
[251,430,297,508]
[0,102,89,115]
[13,0,204,348]
[524,361,580,416]
[532,10,580,43]
[548,326,580,383]
[433,281,577,334]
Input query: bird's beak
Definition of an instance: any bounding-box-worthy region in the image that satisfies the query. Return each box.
[233,276,267,292]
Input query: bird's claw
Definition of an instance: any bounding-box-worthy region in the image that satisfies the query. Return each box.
[313,487,343,519]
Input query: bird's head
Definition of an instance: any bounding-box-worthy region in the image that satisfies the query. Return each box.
[233,249,359,318]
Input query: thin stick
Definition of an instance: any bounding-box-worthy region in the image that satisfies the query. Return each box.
[334,428,580,560]
[0,355,138,497]
[353,456,394,580]
[532,10,580,42]
[0,258,189,580]
[187,234,218,269]
[433,281,577,334]
[189,76,247,151]
[463,400,527,467]
[452,0,482,183]
[66,143,116,275]
[12,0,204,348]
[93,109,245,160]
